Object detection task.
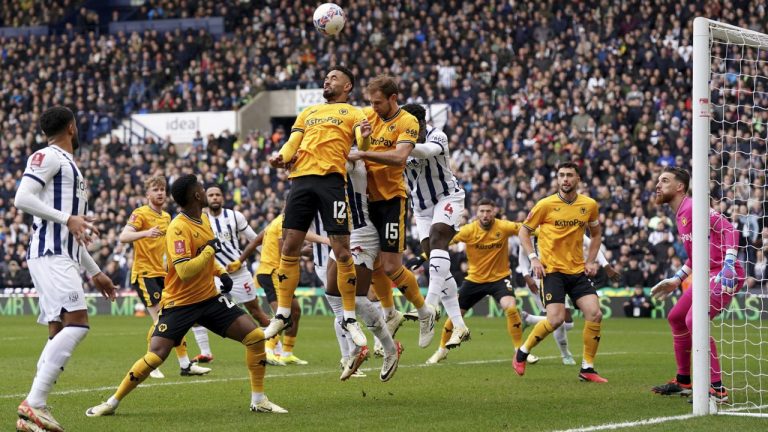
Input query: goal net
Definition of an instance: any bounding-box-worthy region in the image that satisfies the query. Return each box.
[693,17,768,417]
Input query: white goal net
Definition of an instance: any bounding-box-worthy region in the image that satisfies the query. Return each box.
[694,17,768,417]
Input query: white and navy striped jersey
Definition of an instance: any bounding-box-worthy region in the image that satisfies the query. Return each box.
[346,159,370,230]
[309,212,332,269]
[405,125,461,211]
[208,208,257,269]
[23,145,88,262]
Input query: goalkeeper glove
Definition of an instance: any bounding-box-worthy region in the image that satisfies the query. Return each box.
[226,259,242,273]
[714,249,738,294]
[405,252,427,271]
[219,273,234,294]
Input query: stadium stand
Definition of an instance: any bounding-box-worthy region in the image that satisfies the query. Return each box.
[1,0,766,294]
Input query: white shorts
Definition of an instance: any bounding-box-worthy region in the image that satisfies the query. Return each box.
[28,255,87,325]
[414,191,465,241]
[216,268,257,304]
[329,223,381,269]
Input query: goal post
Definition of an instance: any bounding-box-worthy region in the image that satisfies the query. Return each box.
[693,17,768,417]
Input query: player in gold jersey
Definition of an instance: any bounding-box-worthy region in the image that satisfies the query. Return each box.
[348,75,438,349]
[119,175,209,378]
[266,66,371,345]
[425,198,538,365]
[513,162,607,383]
[86,174,287,417]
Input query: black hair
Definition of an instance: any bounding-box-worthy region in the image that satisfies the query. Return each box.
[40,106,74,137]
[329,65,355,90]
[171,174,199,208]
[663,166,691,192]
[402,103,426,122]
[556,161,581,177]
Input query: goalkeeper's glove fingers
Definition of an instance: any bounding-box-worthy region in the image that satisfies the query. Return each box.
[226,259,242,273]
[219,273,234,294]
[714,250,738,294]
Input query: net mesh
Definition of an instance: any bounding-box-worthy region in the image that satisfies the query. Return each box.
[708,21,768,416]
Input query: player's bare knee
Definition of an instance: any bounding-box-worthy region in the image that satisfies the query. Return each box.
[548,316,565,328]
[586,309,603,323]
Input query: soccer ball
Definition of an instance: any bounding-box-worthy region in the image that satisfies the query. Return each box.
[313,3,346,37]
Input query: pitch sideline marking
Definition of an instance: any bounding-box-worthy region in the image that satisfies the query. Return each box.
[550,414,697,432]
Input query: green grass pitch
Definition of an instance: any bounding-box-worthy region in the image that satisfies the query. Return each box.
[2,316,766,431]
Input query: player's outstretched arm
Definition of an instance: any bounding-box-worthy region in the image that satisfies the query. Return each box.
[348,142,415,166]
[238,228,265,265]
[119,225,162,243]
[305,231,330,245]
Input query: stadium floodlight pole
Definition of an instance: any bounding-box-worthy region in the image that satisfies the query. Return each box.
[691,16,711,416]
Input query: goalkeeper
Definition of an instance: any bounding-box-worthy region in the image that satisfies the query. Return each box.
[650,167,744,403]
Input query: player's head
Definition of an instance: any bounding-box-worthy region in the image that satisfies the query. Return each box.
[324,66,355,101]
[170,174,206,210]
[143,175,167,207]
[655,166,690,204]
[205,185,224,212]
[367,75,400,119]
[401,103,427,143]
[556,162,581,195]
[40,106,80,151]
[476,197,498,229]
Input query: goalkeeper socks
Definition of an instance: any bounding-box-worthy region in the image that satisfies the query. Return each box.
[389,265,425,309]
[505,306,523,349]
[672,330,692,377]
[276,255,300,315]
[336,256,358,320]
[175,337,190,369]
[426,249,451,307]
[441,275,465,327]
[27,325,88,408]
[676,374,691,385]
[440,319,454,349]
[283,336,296,357]
[371,262,395,309]
[114,351,163,401]
[242,328,266,394]
[523,319,555,352]
[709,336,723,384]
[192,325,211,356]
[326,293,350,358]
[582,320,602,368]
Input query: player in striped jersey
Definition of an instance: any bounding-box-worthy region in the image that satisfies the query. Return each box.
[15,106,118,432]
[518,231,620,365]
[327,156,403,381]
[188,186,272,364]
[120,176,210,379]
[400,103,470,349]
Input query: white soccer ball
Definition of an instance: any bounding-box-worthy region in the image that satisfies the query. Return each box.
[313,3,346,37]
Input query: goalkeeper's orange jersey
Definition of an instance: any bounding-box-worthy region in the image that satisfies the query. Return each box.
[257,214,283,275]
[163,212,219,308]
[363,106,419,202]
[126,205,170,283]
[288,102,367,179]
[451,219,522,283]
[522,193,599,275]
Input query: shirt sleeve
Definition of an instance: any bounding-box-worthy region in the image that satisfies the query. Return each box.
[166,223,192,265]
[291,107,309,134]
[500,220,522,236]
[22,149,59,187]
[234,211,249,232]
[588,200,600,226]
[523,201,546,232]
[126,209,145,230]
[450,225,470,245]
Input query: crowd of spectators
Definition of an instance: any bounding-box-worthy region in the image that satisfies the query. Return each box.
[2,0,768,295]
[0,0,81,28]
